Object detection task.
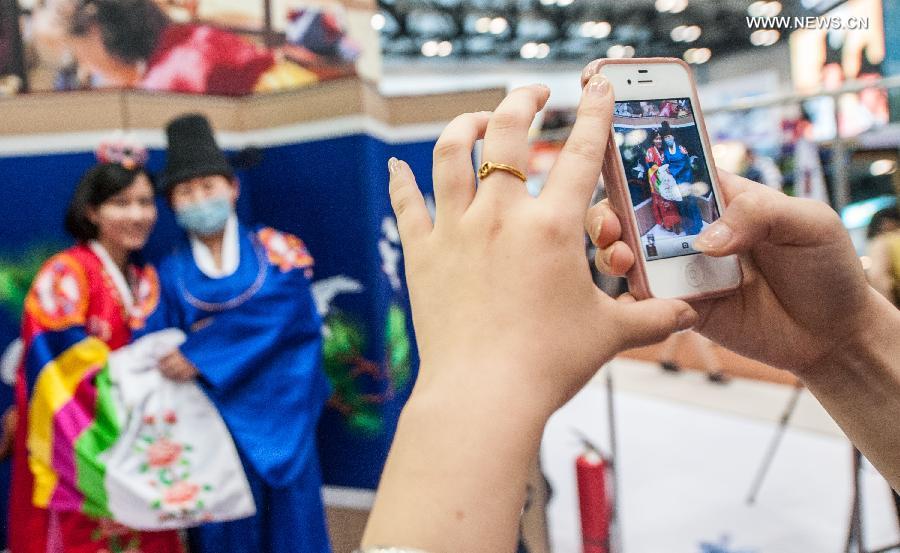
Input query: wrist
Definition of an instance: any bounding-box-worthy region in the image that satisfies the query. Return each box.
[798,288,900,383]
[406,360,559,428]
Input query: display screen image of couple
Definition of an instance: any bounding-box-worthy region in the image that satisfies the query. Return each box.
[613,97,721,261]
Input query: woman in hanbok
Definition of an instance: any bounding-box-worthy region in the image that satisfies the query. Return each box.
[644,132,681,233]
[9,146,184,553]
[34,0,318,95]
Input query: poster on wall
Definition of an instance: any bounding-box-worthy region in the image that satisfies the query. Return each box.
[11,0,377,96]
[789,0,888,139]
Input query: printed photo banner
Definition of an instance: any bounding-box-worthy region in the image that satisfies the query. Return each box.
[3,0,379,97]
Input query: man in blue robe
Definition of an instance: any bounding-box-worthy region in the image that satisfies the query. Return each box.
[660,121,703,235]
[140,114,331,553]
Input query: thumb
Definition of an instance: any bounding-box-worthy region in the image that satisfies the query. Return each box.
[613,298,697,350]
[693,173,838,257]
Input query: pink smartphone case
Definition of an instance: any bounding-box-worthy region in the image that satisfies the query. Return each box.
[593,57,742,301]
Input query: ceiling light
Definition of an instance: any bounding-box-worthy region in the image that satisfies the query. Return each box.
[607,44,626,58]
[536,43,551,59]
[521,42,539,59]
[682,25,701,42]
[655,0,676,12]
[371,13,386,31]
[421,40,439,57]
[475,17,491,34]
[623,45,635,57]
[593,21,611,38]
[870,159,897,176]
[684,47,710,64]
[748,1,782,17]
[437,40,453,57]
[557,0,574,6]
[750,29,780,46]
[656,0,687,13]
[747,1,767,16]
[762,1,782,16]
[489,17,508,34]
[669,0,688,13]
[580,21,596,37]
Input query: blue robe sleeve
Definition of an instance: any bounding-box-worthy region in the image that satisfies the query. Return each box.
[175,262,328,487]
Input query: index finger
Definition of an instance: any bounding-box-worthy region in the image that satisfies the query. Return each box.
[540,73,614,210]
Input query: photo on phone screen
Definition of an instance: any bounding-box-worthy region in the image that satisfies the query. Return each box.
[612,97,720,261]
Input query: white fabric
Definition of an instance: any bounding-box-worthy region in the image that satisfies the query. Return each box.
[103,329,255,530]
[0,338,22,386]
[189,214,240,278]
[656,164,683,202]
[89,241,135,309]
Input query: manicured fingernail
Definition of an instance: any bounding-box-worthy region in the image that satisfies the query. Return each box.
[676,309,698,331]
[586,74,610,96]
[694,222,733,252]
[388,157,401,176]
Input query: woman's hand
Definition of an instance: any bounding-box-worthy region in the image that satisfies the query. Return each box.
[390,78,697,415]
[364,76,697,553]
[585,169,881,376]
[158,349,199,381]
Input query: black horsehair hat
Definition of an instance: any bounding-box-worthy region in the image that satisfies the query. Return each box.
[659,121,674,137]
[159,113,234,195]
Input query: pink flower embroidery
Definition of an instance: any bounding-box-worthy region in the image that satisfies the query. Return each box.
[163,410,178,424]
[163,481,200,507]
[147,438,182,468]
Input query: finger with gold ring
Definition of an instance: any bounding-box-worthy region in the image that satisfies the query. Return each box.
[478,162,527,183]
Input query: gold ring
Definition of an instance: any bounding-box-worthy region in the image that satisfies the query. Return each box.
[478,161,527,183]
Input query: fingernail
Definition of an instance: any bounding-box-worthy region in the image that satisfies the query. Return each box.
[586,74,610,96]
[581,60,600,83]
[694,222,733,252]
[676,309,698,331]
[601,243,616,266]
[388,157,401,176]
[590,216,603,242]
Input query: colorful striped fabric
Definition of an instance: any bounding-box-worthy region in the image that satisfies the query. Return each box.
[26,334,119,516]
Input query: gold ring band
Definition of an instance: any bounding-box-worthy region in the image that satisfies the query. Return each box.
[478,161,527,183]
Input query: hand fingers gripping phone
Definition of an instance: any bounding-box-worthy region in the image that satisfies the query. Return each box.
[598,58,742,300]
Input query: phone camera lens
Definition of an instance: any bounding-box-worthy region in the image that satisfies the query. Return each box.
[627,79,632,84]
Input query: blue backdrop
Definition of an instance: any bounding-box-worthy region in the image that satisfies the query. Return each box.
[0,131,437,545]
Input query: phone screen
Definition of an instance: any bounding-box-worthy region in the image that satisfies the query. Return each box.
[612,97,720,261]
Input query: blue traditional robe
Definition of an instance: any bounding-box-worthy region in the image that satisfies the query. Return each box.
[664,144,703,235]
[141,219,331,553]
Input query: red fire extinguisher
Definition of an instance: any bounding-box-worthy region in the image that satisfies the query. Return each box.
[576,437,611,553]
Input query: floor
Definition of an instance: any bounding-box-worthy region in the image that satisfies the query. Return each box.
[541,358,900,553]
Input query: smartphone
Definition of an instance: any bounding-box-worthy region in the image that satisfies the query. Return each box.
[598,58,742,300]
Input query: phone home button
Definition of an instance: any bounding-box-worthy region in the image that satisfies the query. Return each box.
[686,260,705,288]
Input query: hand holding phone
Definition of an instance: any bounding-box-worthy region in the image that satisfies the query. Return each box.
[592,58,742,300]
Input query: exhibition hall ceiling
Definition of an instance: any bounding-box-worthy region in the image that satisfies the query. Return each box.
[377,0,833,64]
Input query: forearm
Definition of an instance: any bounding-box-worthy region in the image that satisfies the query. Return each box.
[362,367,552,553]
[799,291,900,491]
